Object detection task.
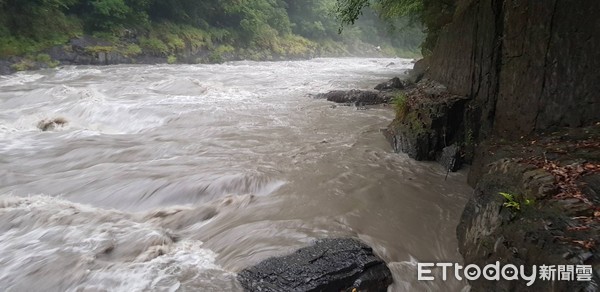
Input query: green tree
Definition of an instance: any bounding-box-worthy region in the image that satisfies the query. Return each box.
[335,0,454,54]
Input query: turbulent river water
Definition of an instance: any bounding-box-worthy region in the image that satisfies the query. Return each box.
[0,58,472,291]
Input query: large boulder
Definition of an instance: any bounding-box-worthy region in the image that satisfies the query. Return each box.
[383,82,468,163]
[437,144,463,172]
[237,238,393,292]
[407,59,428,84]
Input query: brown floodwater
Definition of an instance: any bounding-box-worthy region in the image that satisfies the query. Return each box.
[0,58,472,291]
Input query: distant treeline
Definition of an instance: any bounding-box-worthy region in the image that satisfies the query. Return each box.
[0,0,424,59]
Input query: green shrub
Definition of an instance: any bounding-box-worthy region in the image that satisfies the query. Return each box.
[85,46,116,54]
[392,93,409,120]
[165,34,185,51]
[139,37,168,56]
[35,53,59,68]
[465,128,474,146]
[91,31,120,43]
[279,35,316,57]
[121,44,142,57]
[11,58,36,71]
[153,23,209,50]
[405,111,425,134]
[208,45,235,63]
[208,52,223,63]
[167,55,177,64]
[499,192,534,211]
[0,36,33,56]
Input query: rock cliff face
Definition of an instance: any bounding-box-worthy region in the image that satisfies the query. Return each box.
[403,1,600,290]
[427,0,600,142]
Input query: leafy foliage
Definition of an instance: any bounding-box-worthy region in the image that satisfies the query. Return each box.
[0,0,424,58]
[499,192,534,211]
[334,0,455,55]
[392,93,409,120]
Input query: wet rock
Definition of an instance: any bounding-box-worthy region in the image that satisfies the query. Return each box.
[47,36,135,66]
[374,77,404,91]
[69,36,112,52]
[521,168,559,199]
[0,60,14,75]
[237,238,393,292]
[581,173,600,205]
[384,90,468,162]
[316,90,391,105]
[384,125,436,161]
[559,198,595,217]
[37,117,68,131]
[407,59,427,84]
[457,158,600,292]
[437,144,462,172]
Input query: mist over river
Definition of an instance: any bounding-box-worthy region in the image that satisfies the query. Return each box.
[0,58,472,291]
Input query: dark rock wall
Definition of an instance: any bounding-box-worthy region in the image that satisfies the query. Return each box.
[457,159,599,292]
[425,2,600,291]
[427,0,600,140]
[532,0,600,131]
[428,0,503,140]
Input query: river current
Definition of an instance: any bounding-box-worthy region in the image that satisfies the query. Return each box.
[0,58,472,291]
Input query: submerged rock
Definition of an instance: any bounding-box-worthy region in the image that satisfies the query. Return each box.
[316,89,391,105]
[237,238,393,292]
[37,117,68,131]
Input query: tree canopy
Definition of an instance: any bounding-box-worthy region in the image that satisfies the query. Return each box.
[0,0,425,58]
[335,0,455,54]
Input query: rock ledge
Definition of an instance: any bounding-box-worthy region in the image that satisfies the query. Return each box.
[237,238,393,292]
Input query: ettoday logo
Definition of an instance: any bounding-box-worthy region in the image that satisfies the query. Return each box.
[418,262,593,286]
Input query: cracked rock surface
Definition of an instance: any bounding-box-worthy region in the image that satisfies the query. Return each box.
[237,238,392,292]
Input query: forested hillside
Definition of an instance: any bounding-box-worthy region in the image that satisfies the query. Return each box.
[0,0,423,68]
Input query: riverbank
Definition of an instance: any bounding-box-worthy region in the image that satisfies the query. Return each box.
[0,34,413,76]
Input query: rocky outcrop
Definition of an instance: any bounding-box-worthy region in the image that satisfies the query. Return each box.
[237,238,393,292]
[0,60,13,75]
[388,1,600,290]
[383,80,469,165]
[456,126,600,291]
[457,160,600,291]
[427,0,600,142]
[316,89,394,106]
[437,144,463,172]
[47,36,138,66]
[374,77,404,91]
